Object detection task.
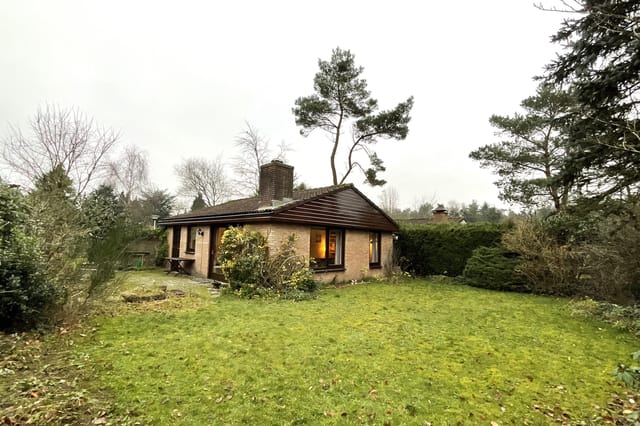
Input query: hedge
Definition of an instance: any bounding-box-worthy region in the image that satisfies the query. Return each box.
[397,223,507,276]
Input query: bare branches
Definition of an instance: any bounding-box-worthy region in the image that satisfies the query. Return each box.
[174,156,231,207]
[535,1,583,14]
[105,145,149,202]
[232,121,291,196]
[379,186,400,215]
[1,104,119,197]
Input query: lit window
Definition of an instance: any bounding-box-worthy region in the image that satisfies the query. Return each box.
[369,231,381,267]
[310,227,344,269]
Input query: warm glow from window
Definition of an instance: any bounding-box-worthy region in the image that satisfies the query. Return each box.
[310,228,326,259]
[310,228,344,268]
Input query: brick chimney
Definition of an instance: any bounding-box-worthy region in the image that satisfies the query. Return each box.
[259,160,294,206]
[432,204,449,223]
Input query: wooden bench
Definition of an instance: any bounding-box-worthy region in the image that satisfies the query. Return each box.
[127,251,150,268]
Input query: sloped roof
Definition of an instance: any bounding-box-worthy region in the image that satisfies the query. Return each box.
[159,184,399,232]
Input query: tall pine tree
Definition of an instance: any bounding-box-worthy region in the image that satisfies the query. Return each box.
[293,47,413,186]
[544,0,640,201]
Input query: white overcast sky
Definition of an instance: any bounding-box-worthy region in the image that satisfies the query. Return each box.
[0,1,566,211]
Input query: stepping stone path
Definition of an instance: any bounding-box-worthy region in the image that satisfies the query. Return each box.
[190,277,226,298]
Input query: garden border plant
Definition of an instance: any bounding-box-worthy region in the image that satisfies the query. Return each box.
[217,227,317,299]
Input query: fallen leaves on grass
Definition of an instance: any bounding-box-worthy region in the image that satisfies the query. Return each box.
[591,391,640,424]
[0,331,134,425]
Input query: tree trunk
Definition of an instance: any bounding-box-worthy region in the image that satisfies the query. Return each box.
[330,110,344,186]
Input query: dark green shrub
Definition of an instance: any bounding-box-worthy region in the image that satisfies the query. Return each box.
[0,184,61,330]
[462,246,529,292]
[398,223,507,276]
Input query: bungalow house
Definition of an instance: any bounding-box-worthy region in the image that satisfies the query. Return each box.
[158,160,399,283]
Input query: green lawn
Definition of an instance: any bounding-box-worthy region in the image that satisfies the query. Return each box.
[73,272,637,425]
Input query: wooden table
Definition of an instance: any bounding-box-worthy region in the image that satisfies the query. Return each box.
[165,257,195,274]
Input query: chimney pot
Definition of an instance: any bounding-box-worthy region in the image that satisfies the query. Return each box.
[432,204,449,223]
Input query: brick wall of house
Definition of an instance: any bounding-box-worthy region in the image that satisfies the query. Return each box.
[381,232,394,271]
[167,224,395,282]
[194,226,211,276]
[247,224,393,283]
[246,223,310,256]
[166,226,173,259]
[334,230,391,282]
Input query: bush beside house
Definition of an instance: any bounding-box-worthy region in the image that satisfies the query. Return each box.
[218,227,316,299]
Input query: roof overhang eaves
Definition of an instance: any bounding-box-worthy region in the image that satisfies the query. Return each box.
[269,217,399,232]
[158,211,275,226]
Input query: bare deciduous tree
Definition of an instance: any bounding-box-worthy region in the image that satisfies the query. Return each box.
[233,121,290,196]
[174,156,231,206]
[1,104,120,197]
[106,144,149,202]
[379,186,400,215]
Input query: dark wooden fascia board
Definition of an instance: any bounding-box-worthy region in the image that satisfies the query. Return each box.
[158,211,275,226]
[345,185,400,231]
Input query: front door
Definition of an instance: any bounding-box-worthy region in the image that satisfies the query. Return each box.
[208,226,227,280]
[171,226,181,257]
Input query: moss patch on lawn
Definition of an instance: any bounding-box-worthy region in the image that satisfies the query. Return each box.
[76,279,638,425]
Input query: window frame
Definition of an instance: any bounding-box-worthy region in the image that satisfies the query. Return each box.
[369,231,382,268]
[309,227,345,271]
[186,225,197,253]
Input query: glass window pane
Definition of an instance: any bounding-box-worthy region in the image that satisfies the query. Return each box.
[187,226,197,251]
[310,228,344,268]
[310,228,326,265]
[330,229,343,266]
[370,232,380,264]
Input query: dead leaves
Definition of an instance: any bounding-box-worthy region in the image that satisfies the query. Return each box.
[318,376,341,391]
[591,391,640,424]
[214,394,233,404]
[322,411,348,418]
[532,403,572,423]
